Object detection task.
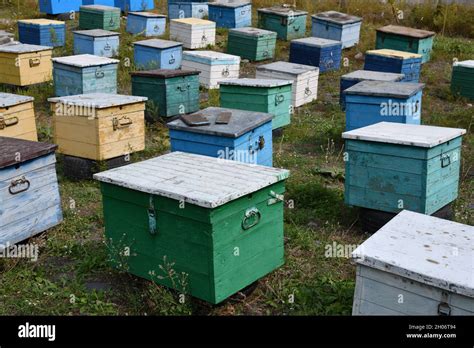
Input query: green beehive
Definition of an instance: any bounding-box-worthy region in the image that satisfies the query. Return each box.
[94,152,289,304]
[79,5,121,31]
[451,60,474,100]
[257,6,308,41]
[227,27,277,62]
[219,78,293,130]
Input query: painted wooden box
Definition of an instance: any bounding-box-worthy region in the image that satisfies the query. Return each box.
[131,69,200,118]
[227,27,277,62]
[352,210,474,316]
[451,60,474,100]
[133,39,182,70]
[168,107,273,166]
[52,54,119,96]
[79,5,121,31]
[0,43,53,86]
[84,0,116,6]
[168,2,209,20]
[289,37,342,73]
[18,19,66,47]
[0,93,37,142]
[126,12,166,37]
[311,11,361,49]
[208,1,252,29]
[343,122,466,215]
[49,93,147,161]
[93,151,289,304]
[256,61,319,108]
[219,78,293,130]
[181,50,240,89]
[73,29,120,57]
[364,49,422,82]
[38,0,82,15]
[170,18,216,49]
[0,137,62,247]
[115,0,155,12]
[376,25,435,64]
[257,7,308,41]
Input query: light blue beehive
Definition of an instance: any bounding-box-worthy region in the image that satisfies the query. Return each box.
[168,2,209,20]
[83,0,116,6]
[311,11,362,49]
[38,0,82,15]
[208,1,252,29]
[114,0,154,11]
[18,19,66,47]
[126,12,167,37]
[73,29,120,57]
[134,39,183,70]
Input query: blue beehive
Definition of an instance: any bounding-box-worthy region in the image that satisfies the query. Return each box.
[168,2,208,20]
[289,37,342,73]
[52,54,119,96]
[364,49,422,82]
[73,29,120,57]
[18,19,66,47]
[208,1,252,29]
[134,39,183,70]
[126,12,167,36]
[168,107,273,166]
[311,11,362,49]
[114,0,154,11]
[344,80,425,131]
[38,0,82,15]
[83,0,116,6]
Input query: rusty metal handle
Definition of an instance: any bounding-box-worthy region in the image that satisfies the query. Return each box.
[275,94,285,105]
[113,116,133,130]
[242,207,261,230]
[0,116,19,129]
[9,176,30,195]
[95,69,105,78]
[29,58,41,67]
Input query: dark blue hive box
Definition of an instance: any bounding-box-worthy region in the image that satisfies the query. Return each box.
[289,37,342,73]
[364,49,422,82]
[18,19,66,47]
[208,1,252,29]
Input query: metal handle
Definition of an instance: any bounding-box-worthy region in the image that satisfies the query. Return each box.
[258,135,265,150]
[304,87,312,96]
[438,302,451,316]
[293,25,300,31]
[0,115,19,129]
[268,190,284,206]
[222,67,230,77]
[113,116,133,130]
[29,58,41,67]
[275,94,285,105]
[177,84,190,92]
[441,154,451,168]
[109,18,115,26]
[241,9,246,15]
[199,8,204,13]
[9,176,30,195]
[202,34,207,42]
[154,25,160,32]
[412,100,420,114]
[104,43,111,51]
[242,207,261,230]
[169,54,176,65]
[95,69,105,78]
[263,50,269,57]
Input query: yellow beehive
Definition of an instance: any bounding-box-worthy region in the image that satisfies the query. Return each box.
[0,93,38,141]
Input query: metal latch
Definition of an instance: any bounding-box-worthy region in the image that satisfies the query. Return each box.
[268,190,284,205]
[0,115,19,129]
[438,302,451,316]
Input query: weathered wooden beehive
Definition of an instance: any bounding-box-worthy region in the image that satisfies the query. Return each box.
[18,19,66,47]
[227,27,277,62]
[376,25,435,64]
[52,54,119,96]
[256,61,319,107]
[208,1,252,29]
[126,12,166,37]
[131,69,200,118]
[364,49,422,82]
[73,29,120,57]
[168,1,209,20]
[0,137,63,247]
[83,0,115,6]
[0,93,37,142]
[170,18,216,49]
[289,37,342,73]
[168,107,273,166]
[311,11,362,49]
[93,151,289,304]
[219,78,293,130]
[115,0,155,12]
[343,122,466,215]
[257,6,307,41]
[133,39,182,70]
[181,50,240,89]
[352,210,474,316]
[49,93,147,161]
[79,5,121,31]
[38,0,82,15]
[0,43,53,86]
[451,60,474,100]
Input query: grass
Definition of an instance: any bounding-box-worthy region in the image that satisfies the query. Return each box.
[0,0,472,316]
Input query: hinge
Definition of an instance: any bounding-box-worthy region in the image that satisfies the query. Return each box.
[268,190,284,205]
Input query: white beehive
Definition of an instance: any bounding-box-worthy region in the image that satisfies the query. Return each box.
[169,18,216,49]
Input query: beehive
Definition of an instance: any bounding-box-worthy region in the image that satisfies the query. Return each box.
[256,61,319,107]
[364,49,422,82]
[49,93,147,161]
[289,37,342,73]
[170,18,216,49]
[38,0,82,15]
[83,0,115,6]
[131,69,200,118]
[0,137,62,247]
[344,80,424,131]
[311,11,362,49]
[0,93,37,142]
[79,5,121,31]
[52,54,119,96]
[73,29,120,57]
[168,2,209,20]
[352,210,474,315]
[181,50,240,89]
[0,43,53,86]
[220,78,293,130]
[376,25,435,64]
[227,27,277,62]
[18,19,66,47]
[126,12,167,37]
[451,60,474,100]
[115,0,155,11]
[208,1,252,29]
[168,107,273,166]
[133,39,182,70]
[257,7,307,41]
[343,122,466,215]
[94,151,289,304]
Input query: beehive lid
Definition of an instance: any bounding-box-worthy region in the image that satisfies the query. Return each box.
[171,18,216,27]
[48,93,147,109]
[128,11,166,18]
[73,29,119,37]
[230,27,276,37]
[0,93,34,108]
[366,48,422,59]
[94,152,290,208]
[131,68,199,78]
[344,80,424,98]
[134,38,182,49]
[0,42,52,53]
[377,25,435,39]
[353,210,474,298]
[0,137,57,169]
[342,70,404,82]
[454,60,474,68]
[80,5,121,12]
[219,78,293,88]
[342,122,466,148]
[291,37,341,48]
[0,30,13,38]
[18,18,65,25]
[258,6,308,16]
[52,54,119,67]
[312,11,362,25]
[168,107,272,138]
[183,50,240,64]
[257,61,319,76]
[209,0,251,8]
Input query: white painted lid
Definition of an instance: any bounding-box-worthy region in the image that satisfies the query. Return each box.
[171,18,216,28]
[18,18,65,25]
[48,93,147,108]
[183,50,240,64]
[454,60,474,68]
[312,11,362,25]
[52,54,119,67]
[134,38,182,49]
[0,93,34,107]
[219,78,293,88]
[0,42,52,53]
[291,37,341,48]
[256,61,319,75]
[73,29,119,37]
[341,70,405,82]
